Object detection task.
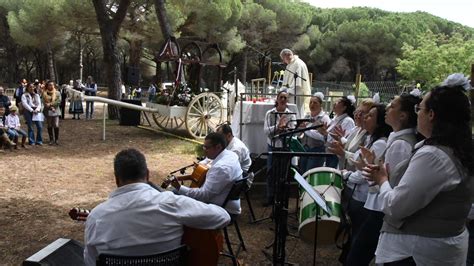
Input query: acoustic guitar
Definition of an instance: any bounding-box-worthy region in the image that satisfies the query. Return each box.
[161,162,209,189]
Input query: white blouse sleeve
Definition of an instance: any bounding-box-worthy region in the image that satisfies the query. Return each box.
[378,147,463,219]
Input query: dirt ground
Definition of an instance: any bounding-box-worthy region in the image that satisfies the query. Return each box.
[0,104,340,265]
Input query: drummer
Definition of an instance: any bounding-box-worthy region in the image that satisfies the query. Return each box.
[298,92,331,173]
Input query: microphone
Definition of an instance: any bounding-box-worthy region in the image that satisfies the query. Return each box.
[291,118,315,123]
[271,111,297,115]
[272,62,286,66]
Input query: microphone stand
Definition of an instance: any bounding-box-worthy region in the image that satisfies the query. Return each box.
[284,68,307,109]
[266,125,331,265]
[221,86,231,123]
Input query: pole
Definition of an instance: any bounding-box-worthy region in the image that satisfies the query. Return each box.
[355,74,362,100]
[102,103,106,140]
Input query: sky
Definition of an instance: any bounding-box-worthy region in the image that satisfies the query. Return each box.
[303,0,474,28]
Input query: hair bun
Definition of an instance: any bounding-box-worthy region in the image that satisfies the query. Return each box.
[409,88,422,98]
[441,73,471,91]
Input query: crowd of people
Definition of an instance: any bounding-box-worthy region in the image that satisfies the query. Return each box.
[4,54,472,265]
[264,69,473,265]
[0,76,99,152]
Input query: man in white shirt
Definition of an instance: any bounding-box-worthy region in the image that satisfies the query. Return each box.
[84,148,230,266]
[172,132,243,214]
[216,124,251,173]
[280,48,311,118]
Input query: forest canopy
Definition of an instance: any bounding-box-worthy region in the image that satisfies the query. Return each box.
[0,0,472,90]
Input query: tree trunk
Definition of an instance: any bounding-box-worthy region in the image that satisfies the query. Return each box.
[154,0,173,84]
[46,42,56,83]
[92,0,131,120]
[129,39,142,67]
[78,34,84,81]
[154,0,172,39]
[240,49,248,85]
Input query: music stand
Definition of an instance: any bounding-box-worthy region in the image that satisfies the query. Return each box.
[292,169,332,266]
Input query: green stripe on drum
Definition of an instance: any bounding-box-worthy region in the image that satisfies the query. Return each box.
[300,201,342,222]
[306,172,342,188]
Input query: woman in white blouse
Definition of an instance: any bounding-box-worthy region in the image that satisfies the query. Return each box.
[263,89,296,205]
[341,104,392,261]
[21,83,43,145]
[346,94,421,265]
[298,92,331,173]
[323,96,355,168]
[365,75,473,265]
[329,99,374,171]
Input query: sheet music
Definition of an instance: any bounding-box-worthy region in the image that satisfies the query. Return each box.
[292,169,332,216]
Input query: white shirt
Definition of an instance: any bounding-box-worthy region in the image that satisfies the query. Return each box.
[84,183,230,266]
[227,137,251,173]
[345,137,386,203]
[364,129,415,211]
[178,149,243,214]
[375,141,468,264]
[264,107,296,147]
[5,113,21,129]
[302,110,331,143]
[327,114,355,144]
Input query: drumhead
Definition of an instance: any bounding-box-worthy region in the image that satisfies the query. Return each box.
[302,166,342,178]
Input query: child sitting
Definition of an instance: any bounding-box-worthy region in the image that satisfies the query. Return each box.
[5,105,28,148]
[0,106,15,151]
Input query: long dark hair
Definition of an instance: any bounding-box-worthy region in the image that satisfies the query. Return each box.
[340,96,355,119]
[398,93,421,128]
[424,85,473,174]
[368,103,392,148]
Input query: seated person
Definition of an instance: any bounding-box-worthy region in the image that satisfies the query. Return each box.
[84,148,230,266]
[0,106,15,150]
[216,124,251,174]
[5,105,27,148]
[170,133,243,215]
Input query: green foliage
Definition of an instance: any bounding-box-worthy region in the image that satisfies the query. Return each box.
[396,32,474,89]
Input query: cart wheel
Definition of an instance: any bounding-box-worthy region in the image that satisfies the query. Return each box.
[152,113,185,130]
[185,92,223,139]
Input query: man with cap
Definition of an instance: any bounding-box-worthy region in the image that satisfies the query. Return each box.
[280,49,311,118]
[298,92,331,172]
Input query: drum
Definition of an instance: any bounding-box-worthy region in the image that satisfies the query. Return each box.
[299,167,343,244]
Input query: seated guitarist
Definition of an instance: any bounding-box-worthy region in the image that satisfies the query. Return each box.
[83,148,230,266]
[170,132,243,215]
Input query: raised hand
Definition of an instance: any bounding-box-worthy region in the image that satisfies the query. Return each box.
[328,140,345,156]
[348,153,366,171]
[331,125,346,140]
[317,122,329,136]
[360,146,376,164]
[362,160,389,186]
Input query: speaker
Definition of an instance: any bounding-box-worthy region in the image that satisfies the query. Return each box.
[119,99,142,126]
[23,238,84,266]
[127,66,140,86]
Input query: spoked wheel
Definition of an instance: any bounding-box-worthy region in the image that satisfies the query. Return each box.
[152,113,185,130]
[185,93,223,139]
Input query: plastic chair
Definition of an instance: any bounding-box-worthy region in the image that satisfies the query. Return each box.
[221,178,249,266]
[96,245,188,266]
